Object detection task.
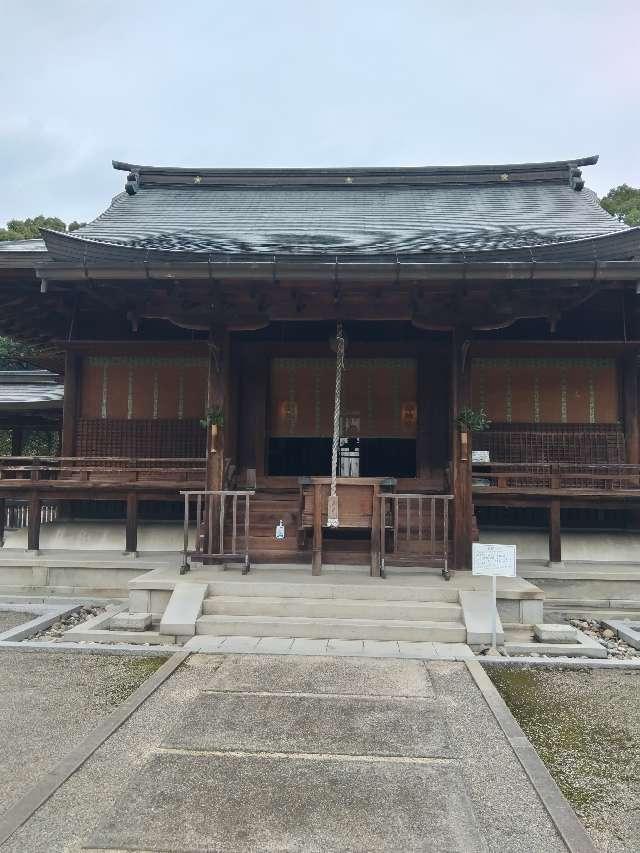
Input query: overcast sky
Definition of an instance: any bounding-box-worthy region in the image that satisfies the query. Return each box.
[1,0,639,226]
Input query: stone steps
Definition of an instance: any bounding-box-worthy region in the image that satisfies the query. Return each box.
[206,578,460,602]
[195,613,466,642]
[202,594,462,622]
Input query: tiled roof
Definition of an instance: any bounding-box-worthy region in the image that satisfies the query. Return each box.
[0,372,63,410]
[39,156,639,263]
[0,239,47,253]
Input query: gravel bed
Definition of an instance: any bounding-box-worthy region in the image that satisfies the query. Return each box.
[0,650,168,819]
[489,666,640,853]
[28,605,106,640]
[569,617,640,660]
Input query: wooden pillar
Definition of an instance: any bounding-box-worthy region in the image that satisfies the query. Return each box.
[205,328,230,553]
[451,327,473,571]
[312,483,322,575]
[0,498,5,546]
[205,328,230,492]
[370,484,381,577]
[623,354,639,465]
[61,352,80,458]
[125,493,138,555]
[27,492,41,552]
[548,499,562,565]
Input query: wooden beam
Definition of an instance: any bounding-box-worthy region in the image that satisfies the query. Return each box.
[61,353,79,457]
[125,493,138,555]
[548,500,562,564]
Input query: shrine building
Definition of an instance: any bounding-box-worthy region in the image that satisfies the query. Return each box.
[0,154,639,628]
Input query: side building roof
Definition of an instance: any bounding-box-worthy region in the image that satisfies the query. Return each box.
[37,155,640,265]
[0,371,63,411]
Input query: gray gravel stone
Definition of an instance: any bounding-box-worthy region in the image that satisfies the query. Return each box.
[489,666,640,853]
[0,649,164,819]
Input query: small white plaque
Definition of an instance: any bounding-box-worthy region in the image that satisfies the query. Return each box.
[472,543,516,577]
[472,450,490,463]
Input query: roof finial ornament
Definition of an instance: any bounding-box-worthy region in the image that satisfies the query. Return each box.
[125,171,139,195]
[569,166,584,192]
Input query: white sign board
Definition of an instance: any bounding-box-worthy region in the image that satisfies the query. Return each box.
[472,543,516,577]
[471,450,490,463]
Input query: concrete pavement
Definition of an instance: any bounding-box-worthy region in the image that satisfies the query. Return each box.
[2,653,576,851]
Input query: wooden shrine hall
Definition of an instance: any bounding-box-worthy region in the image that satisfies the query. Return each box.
[1,154,640,575]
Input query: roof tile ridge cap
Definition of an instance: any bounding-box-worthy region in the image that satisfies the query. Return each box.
[111,155,599,174]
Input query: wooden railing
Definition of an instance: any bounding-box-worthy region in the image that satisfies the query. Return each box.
[0,456,206,552]
[472,462,640,492]
[380,493,453,579]
[0,457,205,487]
[4,501,58,531]
[181,490,255,575]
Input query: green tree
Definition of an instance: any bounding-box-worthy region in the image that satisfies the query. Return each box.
[0,337,43,367]
[0,215,86,241]
[600,185,640,227]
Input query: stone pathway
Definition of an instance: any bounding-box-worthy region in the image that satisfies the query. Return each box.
[185,634,475,660]
[2,653,579,851]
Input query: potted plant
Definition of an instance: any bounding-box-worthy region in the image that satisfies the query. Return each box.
[456,407,491,462]
[200,405,225,443]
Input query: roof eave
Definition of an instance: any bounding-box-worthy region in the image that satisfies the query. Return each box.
[34,258,640,284]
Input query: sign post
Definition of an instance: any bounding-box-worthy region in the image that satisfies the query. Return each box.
[472,543,517,649]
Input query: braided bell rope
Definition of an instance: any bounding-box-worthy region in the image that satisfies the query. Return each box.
[327,321,344,527]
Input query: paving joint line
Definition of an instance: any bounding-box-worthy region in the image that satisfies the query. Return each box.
[466,659,598,853]
[155,746,459,765]
[0,650,191,849]
[200,688,435,701]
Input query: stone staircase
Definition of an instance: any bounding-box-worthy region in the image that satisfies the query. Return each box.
[70,564,547,646]
[194,576,466,642]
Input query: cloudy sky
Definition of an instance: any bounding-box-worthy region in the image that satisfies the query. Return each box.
[1,0,639,226]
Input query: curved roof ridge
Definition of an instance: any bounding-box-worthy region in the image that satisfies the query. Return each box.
[113,155,598,177]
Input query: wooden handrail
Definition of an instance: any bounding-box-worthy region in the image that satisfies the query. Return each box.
[472,462,640,492]
[180,489,256,575]
[380,493,453,580]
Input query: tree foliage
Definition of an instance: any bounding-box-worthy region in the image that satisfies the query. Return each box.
[0,337,51,368]
[0,215,86,242]
[600,185,640,227]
